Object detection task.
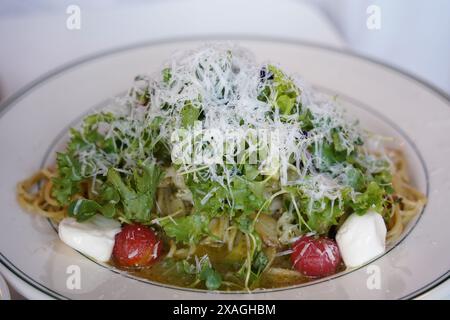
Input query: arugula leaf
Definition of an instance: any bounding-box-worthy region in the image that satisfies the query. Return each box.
[176,256,222,290]
[52,152,82,205]
[69,113,116,155]
[159,214,209,244]
[131,76,150,105]
[186,168,266,218]
[332,129,346,152]
[231,178,265,215]
[187,178,228,216]
[162,67,172,83]
[177,260,197,275]
[243,164,259,180]
[267,65,301,115]
[199,265,222,290]
[66,163,163,223]
[237,214,253,234]
[52,112,120,206]
[257,65,300,115]
[82,112,116,130]
[304,197,343,234]
[373,169,394,194]
[298,108,314,131]
[286,185,345,235]
[96,184,121,218]
[351,181,385,215]
[251,251,268,276]
[344,165,366,192]
[180,102,201,128]
[311,141,347,170]
[276,94,296,115]
[107,163,164,223]
[68,199,101,222]
[54,109,168,210]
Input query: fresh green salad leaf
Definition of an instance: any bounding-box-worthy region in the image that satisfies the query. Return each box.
[296,193,344,234]
[186,168,266,218]
[298,108,314,131]
[177,260,197,275]
[68,199,101,222]
[373,168,394,194]
[251,251,269,276]
[162,67,172,83]
[199,264,222,290]
[159,214,210,244]
[186,178,228,216]
[351,181,386,215]
[67,163,163,224]
[304,197,343,234]
[176,256,222,290]
[52,112,118,206]
[344,165,366,192]
[237,214,253,234]
[267,65,300,115]
[107,163,164,223]
[52,153,82,205]
[286,174,389,235]
[181,102,201,128]
[311,141,347,170]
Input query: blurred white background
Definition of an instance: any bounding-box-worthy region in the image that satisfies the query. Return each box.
[0,0,448,103]
[311,0,450,95]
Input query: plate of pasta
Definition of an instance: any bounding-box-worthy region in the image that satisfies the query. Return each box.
[0,39,449,299]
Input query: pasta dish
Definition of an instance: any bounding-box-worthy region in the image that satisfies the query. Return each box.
[17,44,426,291]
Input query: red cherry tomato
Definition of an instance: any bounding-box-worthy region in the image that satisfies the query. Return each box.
[113,224,162,267]
[291,236,341,277]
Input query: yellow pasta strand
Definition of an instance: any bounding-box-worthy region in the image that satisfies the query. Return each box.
[17,169,66,222]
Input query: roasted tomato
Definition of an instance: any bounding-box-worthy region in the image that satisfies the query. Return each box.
[291,236,342,277]
[113,224,162,267]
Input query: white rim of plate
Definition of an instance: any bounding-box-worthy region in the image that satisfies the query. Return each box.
[0,36,449,300]
[0,272,11,300]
